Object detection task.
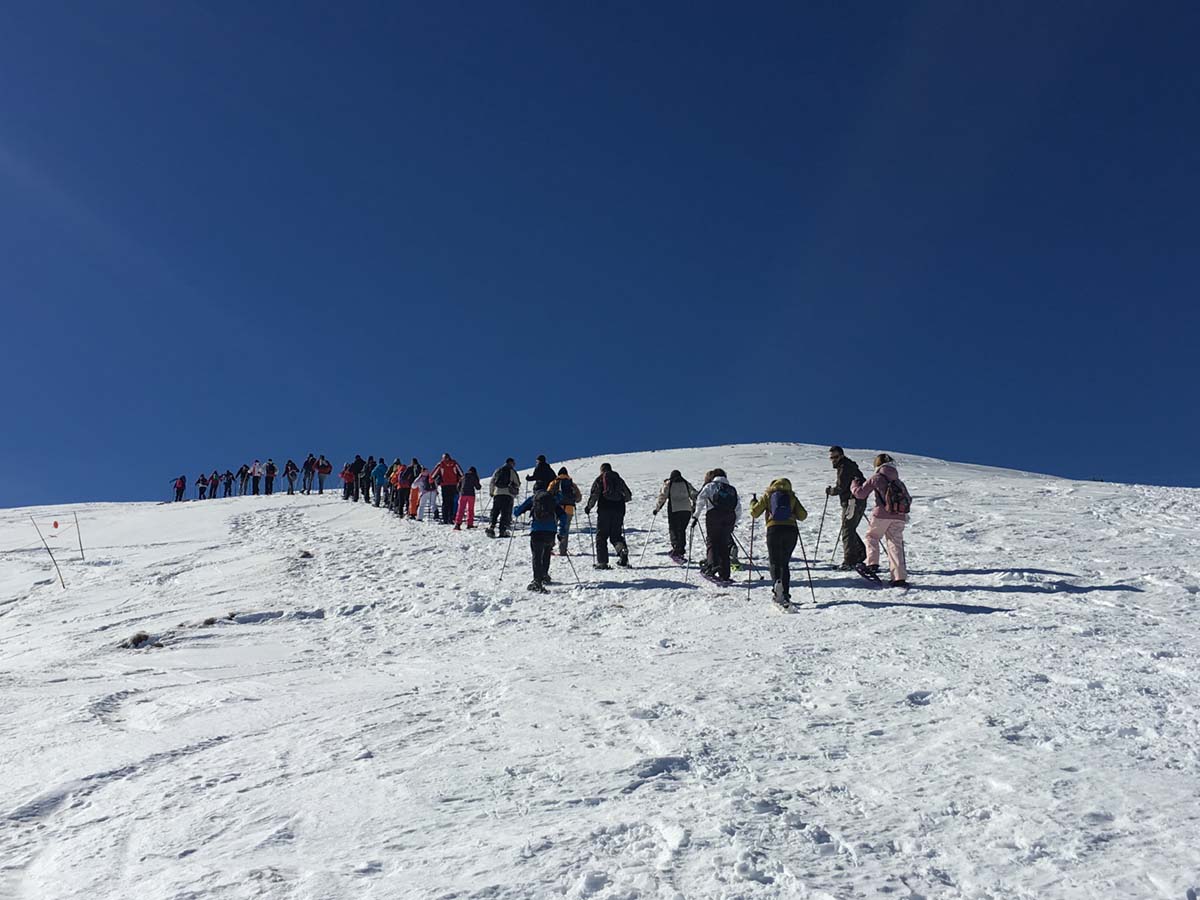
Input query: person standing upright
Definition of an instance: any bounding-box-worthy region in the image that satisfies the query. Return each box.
[583,463,632,569]
[512,488,564,592]
[750,478,808,606]
[431,453,464,524]
[826,446,867,570]
[546,467,582,555]
[527,455,555,492]
[692,469,741,583]
[454,466,482,530]
[236,463,249,496]
[264,459,278,495]
[249,460,262,495]
[371,457,389,507]
[284,459,299,495]
[197,472,209,500]
[174,475,187,502]
[316,456,332,494]
[348,455,366,502]
[301,454,316,494]
[653,470,698,562]
[486,458,520,538]
[850,453,912,588]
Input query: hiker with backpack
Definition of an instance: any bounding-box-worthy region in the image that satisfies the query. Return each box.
[222,470,234,497]
[583,463,632,569]
[404,459,423,517]
[454,466,483,530]
[546,467,583,555]
[850,453,911,588]
[284,459,300,495]
[207,469,218,499]
[487,458,521,538]
[249,460,263,495]
[750,479,808,605]
[301,454,316,494]
[316,456,332,494]
[653,470,698,562]
[173,475,187,502]
[367,457,385,507]
[431,453,464,524]
[512,488,564,592]
[264,459,278,495]
[236,464,249,496]
[826,446,867,570]
[415,467,439,521]
[527,455,556,492]
[348,455,366,502]
[692,469,740,583]
[196,472,209,500]
[340,463,355,499]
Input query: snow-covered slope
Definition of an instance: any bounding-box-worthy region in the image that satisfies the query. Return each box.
[1,443,1197,900]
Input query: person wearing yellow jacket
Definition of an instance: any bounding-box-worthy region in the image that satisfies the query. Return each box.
[749,478,808,606]
[546,467,583,555]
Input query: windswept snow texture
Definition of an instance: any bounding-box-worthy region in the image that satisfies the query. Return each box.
[1,444,1198,900]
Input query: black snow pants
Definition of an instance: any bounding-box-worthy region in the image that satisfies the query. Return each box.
[705,508,736,580]
[595,503,627,566]
[668,510,690,556]
[766,524,799,599]
[441,486,458,524]
[265,476,274,495]
[490,495,514,534]
[531,531,554,583]
[252,475,261,495]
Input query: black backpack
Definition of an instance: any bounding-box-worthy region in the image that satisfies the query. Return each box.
[601,473,631,503]
[555,478,576,506]
[531,490,557,522]
[711,481,738,511]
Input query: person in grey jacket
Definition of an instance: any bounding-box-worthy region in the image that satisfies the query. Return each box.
[692,469,742,582]
[486,458,521,538]
[653,470,698,561]
[825,446,867,570]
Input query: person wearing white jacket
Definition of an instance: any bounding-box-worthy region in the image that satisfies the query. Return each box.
[691,469,741,582]
[249,460,263,496]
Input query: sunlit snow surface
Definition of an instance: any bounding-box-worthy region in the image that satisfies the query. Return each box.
[1,443,1198,899]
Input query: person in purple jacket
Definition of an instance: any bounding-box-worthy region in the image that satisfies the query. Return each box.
[850,453,911,588]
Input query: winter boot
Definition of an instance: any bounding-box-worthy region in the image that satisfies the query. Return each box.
[485,527,496,538]
[526,580,548,593]
[557,536,568,556]
[616,543,630,567]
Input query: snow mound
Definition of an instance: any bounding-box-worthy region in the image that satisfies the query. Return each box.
[1,442,1198,898]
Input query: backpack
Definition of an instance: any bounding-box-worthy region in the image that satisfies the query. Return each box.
[497,466,516,491]
[531,490,557,522]
[768,489,792,522]
[880,477,912,515]
[710,481,737,511]
[555,478,576,507]
[601,473,631,503]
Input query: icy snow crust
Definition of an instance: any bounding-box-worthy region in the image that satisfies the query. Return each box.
[1,443,1198,899]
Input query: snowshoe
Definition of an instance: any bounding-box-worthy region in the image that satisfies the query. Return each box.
[485,528,496,538]
[593,563,612,571]
[542,574,553,584]
[617,547,630,567]
[526,580,548,593]
[855,562,883,585]
[889,580,909,589]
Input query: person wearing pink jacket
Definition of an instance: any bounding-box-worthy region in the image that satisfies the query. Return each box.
[850,453,911,588]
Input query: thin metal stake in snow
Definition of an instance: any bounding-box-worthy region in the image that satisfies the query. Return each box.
[31,517,66,590]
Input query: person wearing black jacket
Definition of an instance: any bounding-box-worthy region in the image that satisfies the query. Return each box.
[527,455,556,492]
[301,454,316,494]
[826,446,867,569]
[236,464,250,496]
[222,470,234,497]
[284,459,300,495]
[349,455,366,502]
[487,458,520,537]
[173,475,187,502]
[583,462,631,569]
[264,459,278,495]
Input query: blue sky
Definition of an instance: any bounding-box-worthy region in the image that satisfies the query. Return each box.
[2,1,1198,506]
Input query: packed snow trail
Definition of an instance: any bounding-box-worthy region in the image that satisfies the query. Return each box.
[1,443,1198,899]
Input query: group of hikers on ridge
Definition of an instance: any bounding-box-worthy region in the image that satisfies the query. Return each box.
[170,446,911,608]
[172,455,333,501]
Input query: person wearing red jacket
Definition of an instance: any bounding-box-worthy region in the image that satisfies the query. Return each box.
[430,453,463,525]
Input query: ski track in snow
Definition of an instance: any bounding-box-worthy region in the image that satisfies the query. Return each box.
[0,443,1198,899]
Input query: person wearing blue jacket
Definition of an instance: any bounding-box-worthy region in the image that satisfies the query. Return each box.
[371,458,389,507]
[512,489,564,593]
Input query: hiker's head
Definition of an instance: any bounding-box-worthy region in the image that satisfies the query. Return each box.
[669,469,682,482]
[558,467,569,476]
[600,463,612,474]
[829,446,844,466]
[874,453,894,468]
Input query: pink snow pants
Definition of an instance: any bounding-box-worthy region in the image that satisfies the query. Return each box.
[455,494,476,527]
[865,517,907,581]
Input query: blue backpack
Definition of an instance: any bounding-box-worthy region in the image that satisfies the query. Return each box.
[768,490,792,522]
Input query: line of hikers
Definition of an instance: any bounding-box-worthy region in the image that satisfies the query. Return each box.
[170,445,911,605]
[172,455,333,501]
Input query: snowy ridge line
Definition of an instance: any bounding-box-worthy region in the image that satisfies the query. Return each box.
[0,443,1198,898]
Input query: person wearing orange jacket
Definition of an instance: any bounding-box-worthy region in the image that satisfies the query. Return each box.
[430,453,464,525]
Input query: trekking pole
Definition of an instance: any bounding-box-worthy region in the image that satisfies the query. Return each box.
[684,522,696,584]
[813,492,831,556]
[585,511,595,561]
[638,512,657,566]
[731,533,764,580]
[563,544,582,586]
[830,529,842,565]
[746,504,755,602]
[498,526,516,586]
[796,530,817,605]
